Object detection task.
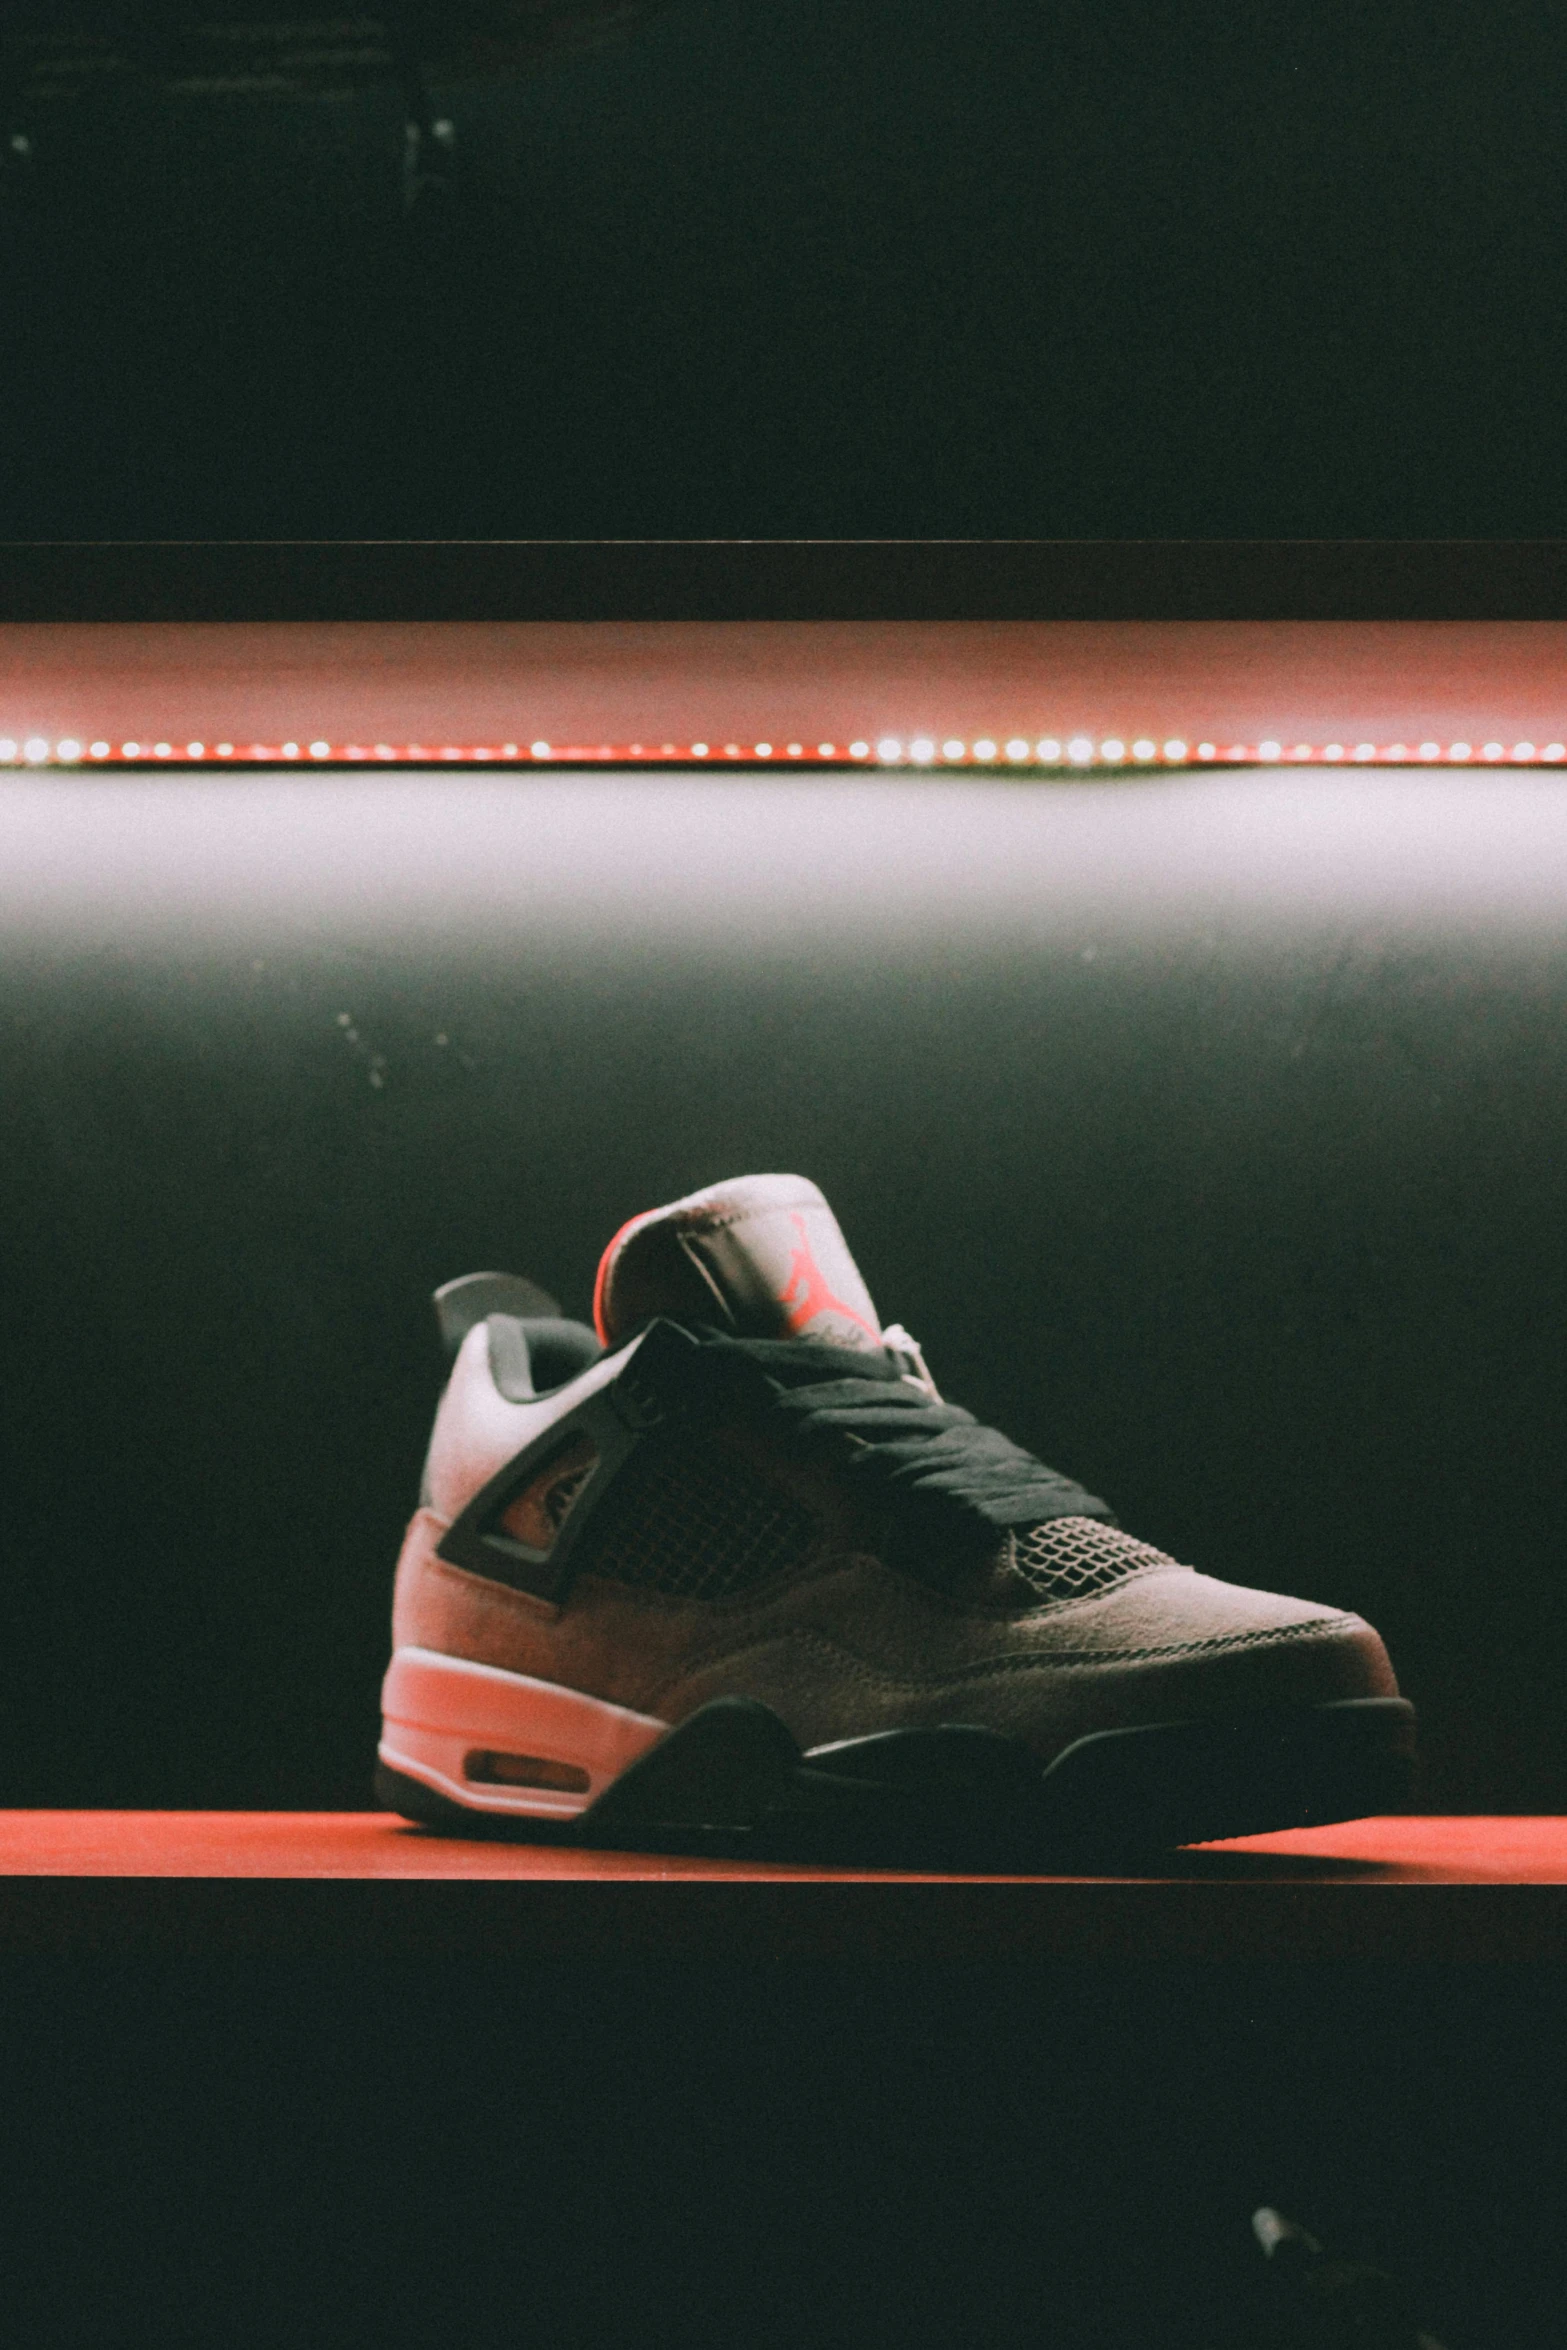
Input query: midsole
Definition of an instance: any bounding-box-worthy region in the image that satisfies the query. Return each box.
[378,1646,670,1820]
[380,1648,1413,1828]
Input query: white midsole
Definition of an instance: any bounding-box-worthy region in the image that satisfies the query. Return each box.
[378,1646,671,1820]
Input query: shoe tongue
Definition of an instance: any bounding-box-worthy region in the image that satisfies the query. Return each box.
[593,1174,885,1354]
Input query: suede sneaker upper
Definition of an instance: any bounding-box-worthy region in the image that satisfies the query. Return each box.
[390,1174,1400,1786]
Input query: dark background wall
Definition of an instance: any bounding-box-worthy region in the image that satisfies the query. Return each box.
[6,0,1567,539]
[2,762,1565,1813]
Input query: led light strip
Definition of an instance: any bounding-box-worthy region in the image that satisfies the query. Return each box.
[1,735,1566,768]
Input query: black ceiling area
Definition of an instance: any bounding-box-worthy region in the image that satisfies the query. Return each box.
[5,2,1567,540]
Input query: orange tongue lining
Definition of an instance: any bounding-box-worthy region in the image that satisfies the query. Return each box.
[591,1207,656,1344]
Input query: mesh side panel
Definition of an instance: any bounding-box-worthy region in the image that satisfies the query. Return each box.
[572,1432,818,1602]
[1007,1516,1174,1603]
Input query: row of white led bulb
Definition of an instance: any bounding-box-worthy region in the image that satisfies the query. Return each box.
[871,736,1567,765]
[2,735,1566,765]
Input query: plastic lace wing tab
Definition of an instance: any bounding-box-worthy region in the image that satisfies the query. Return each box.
[434,1272,563,1360]
[434,1388,636,1602]
[604,1313,706,1428]
[578,1700,803,1836]
[434,1318,702,1603]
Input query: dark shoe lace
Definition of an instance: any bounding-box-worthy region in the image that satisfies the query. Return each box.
[651,1324,1115,1557]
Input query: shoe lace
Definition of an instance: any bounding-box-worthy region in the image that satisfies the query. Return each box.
[668,1327,1113,1541]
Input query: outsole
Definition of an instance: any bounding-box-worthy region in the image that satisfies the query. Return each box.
[375,1692,1419,1866]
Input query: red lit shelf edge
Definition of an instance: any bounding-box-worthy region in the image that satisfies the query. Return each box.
[5,740,1567,770]
[0,1818,1564,1961]
[0,1813,1564,1881]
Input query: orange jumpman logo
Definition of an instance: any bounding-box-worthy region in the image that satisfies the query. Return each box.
[780,1214,879,1340]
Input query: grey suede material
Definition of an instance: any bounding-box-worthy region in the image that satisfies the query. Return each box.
[392,1507,1397,1762]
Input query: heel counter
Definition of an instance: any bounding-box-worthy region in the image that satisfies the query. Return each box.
[420,1319,536,1522]
[391,1506,449,1653]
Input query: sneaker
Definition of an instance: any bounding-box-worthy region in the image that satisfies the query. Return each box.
[376,1174,1415,1857]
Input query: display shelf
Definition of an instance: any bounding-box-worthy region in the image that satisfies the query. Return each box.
[10,611,1567,776]
[1,1814,1562,1960]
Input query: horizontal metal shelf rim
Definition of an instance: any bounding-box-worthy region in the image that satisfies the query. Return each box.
[5,541,1567,622]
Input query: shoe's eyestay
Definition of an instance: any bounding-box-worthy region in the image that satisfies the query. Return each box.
[436,1316,1111,1607]
[749,1334,1115,1556]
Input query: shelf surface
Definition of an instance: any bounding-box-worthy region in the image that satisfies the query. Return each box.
[1,1814,1562,1960]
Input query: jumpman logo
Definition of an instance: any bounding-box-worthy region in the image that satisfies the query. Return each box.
[779,1214,879,1340]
